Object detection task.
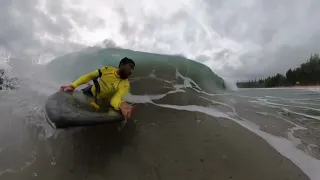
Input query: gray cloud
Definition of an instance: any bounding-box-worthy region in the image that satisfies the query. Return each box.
[114,0,320,81]
[201,0,320,80]
[0,0,86,60]
[1,0,320,82]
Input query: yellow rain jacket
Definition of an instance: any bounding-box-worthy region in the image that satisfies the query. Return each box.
[70,66,130,110]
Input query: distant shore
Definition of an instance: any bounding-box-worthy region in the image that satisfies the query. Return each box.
[236,53,320,89]
[237,85,320,89]
[290,85,320,88]
[269,85,320,89]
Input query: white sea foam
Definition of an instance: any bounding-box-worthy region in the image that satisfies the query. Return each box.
[125,68,320,180]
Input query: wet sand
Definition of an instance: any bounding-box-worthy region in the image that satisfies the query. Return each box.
[0,102,310,180]
[0,63,315,179]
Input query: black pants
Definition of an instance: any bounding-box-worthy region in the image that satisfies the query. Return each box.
[81,85,112,112]
[81,85,94,97]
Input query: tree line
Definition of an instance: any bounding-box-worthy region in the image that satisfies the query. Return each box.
[236,53,320,88]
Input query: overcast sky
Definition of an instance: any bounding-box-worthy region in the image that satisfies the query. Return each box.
[1,0,320,81]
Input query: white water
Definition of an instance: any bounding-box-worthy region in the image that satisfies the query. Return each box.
[124,68,320,180]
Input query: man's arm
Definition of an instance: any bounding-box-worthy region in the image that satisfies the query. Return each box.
[110,80,130,110]
[70,69,100,88]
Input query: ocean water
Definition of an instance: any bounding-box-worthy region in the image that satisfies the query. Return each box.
[0,47,320,180]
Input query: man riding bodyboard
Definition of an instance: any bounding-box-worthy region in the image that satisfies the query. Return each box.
[60,57,135,120]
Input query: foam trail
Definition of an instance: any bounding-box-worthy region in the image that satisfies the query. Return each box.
[244,108,307,147]
[290,101,320,106]
[251,99,320,113]
[232,116,320,180]
[151,102,229,119]
[175,68,203,91]
[200,94,310,151]
[265,95,316,101]
[253,104,320,122]
[265,96,320,106]
[199,95,237,114]
[287,126,304,146]
[245,108,306,129]
[282,108,320,121]
[126,68,320,180]
[250,99,320,121]
[304,88,320,93]
[127,67,226,103]
[0,151,36,176]
[147,101,320,180]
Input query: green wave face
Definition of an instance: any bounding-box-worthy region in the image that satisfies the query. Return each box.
[46,47,225,94]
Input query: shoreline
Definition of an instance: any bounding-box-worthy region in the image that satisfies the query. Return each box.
[289,85,320,88]
[237,85,320,89]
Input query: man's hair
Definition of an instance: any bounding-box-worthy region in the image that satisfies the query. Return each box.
[119,57,135,68]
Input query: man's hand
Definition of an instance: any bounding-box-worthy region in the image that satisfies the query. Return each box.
[60,85,75,92]
[120,102,134,120]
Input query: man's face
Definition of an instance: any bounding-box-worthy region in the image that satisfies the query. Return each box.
[119,63,135,79]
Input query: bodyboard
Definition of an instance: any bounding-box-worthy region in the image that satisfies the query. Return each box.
[44,90,124,129]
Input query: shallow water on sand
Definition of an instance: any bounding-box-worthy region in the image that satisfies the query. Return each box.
[1,72,320,179]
